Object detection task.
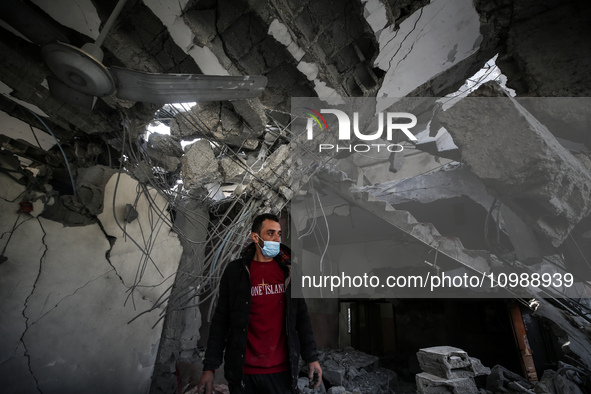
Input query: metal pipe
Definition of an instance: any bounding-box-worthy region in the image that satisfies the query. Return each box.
[95,0,129,47]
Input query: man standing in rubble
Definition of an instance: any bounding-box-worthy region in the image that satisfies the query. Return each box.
[197,213,322,394]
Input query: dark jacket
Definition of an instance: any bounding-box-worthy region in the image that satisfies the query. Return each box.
[203,243,318,392]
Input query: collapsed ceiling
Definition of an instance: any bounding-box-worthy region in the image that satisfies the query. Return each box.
[1,0,589,185]
[1,0,591,392]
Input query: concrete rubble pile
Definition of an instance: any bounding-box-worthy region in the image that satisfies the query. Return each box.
[415,346,490,393]
[485,363,589,394]
[171,101,263,151]
[416,346,590,394]
[145,133,184,173]
[175,348,396,394]
[298,348,397,394]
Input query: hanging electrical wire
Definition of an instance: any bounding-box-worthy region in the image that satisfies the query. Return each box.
[116,100,337,326]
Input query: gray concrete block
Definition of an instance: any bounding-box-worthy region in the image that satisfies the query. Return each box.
[416,372,479,394]
[417,346,475,380]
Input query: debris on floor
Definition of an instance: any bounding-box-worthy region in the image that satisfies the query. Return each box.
[415,346,590,394]
[416,346,489,393]
[299,347,397,394]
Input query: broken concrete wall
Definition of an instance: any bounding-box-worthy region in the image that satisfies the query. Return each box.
[181,139,222,189]
[0,164,182,394]
[170,102,261,150]
[150,198,210,393]
[436,82,591,247]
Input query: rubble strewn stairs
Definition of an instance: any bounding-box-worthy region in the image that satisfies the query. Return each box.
[318,169,493,275]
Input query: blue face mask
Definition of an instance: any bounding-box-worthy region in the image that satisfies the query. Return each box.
[255,235,280,258]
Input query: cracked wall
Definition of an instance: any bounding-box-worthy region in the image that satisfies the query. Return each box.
[0,164,182,394]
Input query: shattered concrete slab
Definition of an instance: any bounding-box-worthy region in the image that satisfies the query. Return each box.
[76,165,117,216]
[374,0,482,105]
[314,348,395,394]
[416,346,490,380]
[0,167,182,394]
[145,133,183,173]
[219,155,247,183]
[181,139,222,189]
[436,82,591,247]
[415,347,491,393]
[486,365,534,393]
[416,372,479,394]
[171,102,261,150]
[148,133,184,158]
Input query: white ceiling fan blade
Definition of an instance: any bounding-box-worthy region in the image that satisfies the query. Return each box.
[110,67,267,104]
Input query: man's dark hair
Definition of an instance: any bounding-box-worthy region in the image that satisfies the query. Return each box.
[251,213,280,233]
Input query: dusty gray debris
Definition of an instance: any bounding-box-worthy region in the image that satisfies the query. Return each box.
[298,377,327,394]
[181,139,222,188]
[534,371,558,394]
[415,347,492,394]
[416,372,479,393]
[150,153,181,173]
[347,366,360,380]
[319,348,379,371]
[327,387,349,394]
[486,365,534,393]
[507,380,536,393]
[323,360,346,386]
[144,149,181,174]
[127,161,154,184]
[183,9,217,46]
[231,98,268,135]
[533,363,588,394]
[345,367,396,394]
[171,102,260,150]
[469,357,491,377]
[41,165,118,225]
[143,133,183,173]
[148,133,184,157]
[76,165,117,216]
[436,81,591,247]
[314,348,395,394]
[417,346,475,379]
[219,156,246,183]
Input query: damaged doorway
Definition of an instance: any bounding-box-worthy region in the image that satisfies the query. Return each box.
[339,301,396,356]
[338,299,558,381]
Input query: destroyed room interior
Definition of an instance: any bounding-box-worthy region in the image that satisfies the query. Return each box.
[0,0,591,393]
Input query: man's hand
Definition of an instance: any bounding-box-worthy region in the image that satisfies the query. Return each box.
[308,361,323,389]
[196,370,214,394]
